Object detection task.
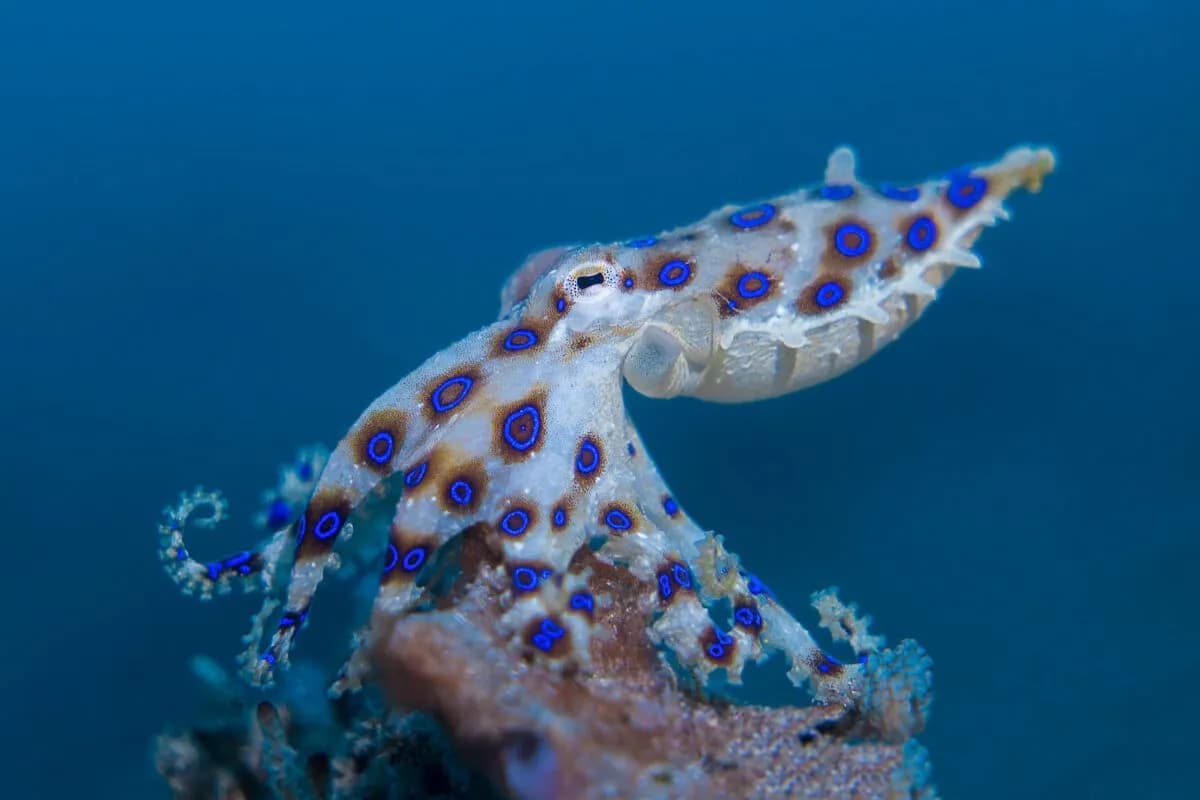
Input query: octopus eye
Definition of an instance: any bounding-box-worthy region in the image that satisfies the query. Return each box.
[575,272,605,291]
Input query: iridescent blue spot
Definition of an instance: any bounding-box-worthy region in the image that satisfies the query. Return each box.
[906,216,937,251]
[736,271,769,299]
[628,236,658,248]
[540,568,552,580]
[513,566,539,592]
[657,574,673,600]
[401,547,426,573]
[657,259,691,287]
[947,172,988,209]
[500,508,531,536]
[314,510,341,540]
[366,431,395,464]
[503,328,539,351]
[404,462,428,488]
[261,652,276,664]
[503,405,541,451]
[627,442,636,456]
[540,618,565,639]
[833,223,871,258]
[431,375,474,413]
[570,592,594,613]
[662,496,679,517]
[815,281,845,308]
[735,606,762,629]
[817,660,831,674]
[266,499,291,529]
[858,653,870,664]
[175,548,188,561]
[295,514,307,545]
[383,543,399,573]
[671,563,692,589]
[531,633,554,652]
[729,203,776,229]
[555,297,567,313]
[205,562,220,581]
[552,507,567,527]
[880,183,920,202]
[605,508,632,531]
[575,439,601,475]
[297,462,313,481]
[820,184,854,201]
[622,275,635,289]
[448,479,473,506]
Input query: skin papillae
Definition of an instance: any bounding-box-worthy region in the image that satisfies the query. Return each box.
[158,145,1054,799]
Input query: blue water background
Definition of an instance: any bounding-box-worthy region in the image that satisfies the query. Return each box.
[2,2,1196,797]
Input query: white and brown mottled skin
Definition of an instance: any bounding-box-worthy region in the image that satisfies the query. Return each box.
[251,145,1055,698]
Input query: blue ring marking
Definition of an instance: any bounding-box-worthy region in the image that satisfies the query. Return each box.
[627,442,636,456]
[736,271,769,299]
[266,499,292,529]
[531,633,554,652]
[747,576,765,595]
[628,236,658,248]
[570,592,594,613]
[448,479,473,506]
[815,281,845,308]
[820,184,854,201]
[500,508,531,536]
[833,223,871,257]
[297,462,314,481]
[552,507,567,527]
[817,660,831,674]
[204,561,221,581]
[261,652,276,664]
[657,259,691,287]
[947,173,988,209]
[431,375,474,413]
[707,643,726,660]
[605,508,632,531]
[662,496,679,517]
[540,618,565,639]
[403,461,428,488]
[366,431,395,464]
[503,328,539,351]
[880,183,920,202]
[314,510,341,540]
[383,543,399,573]
[513,566,539,591]
[671,563,692,588]
[555,296,567,313]
[622,275,635,289]
[729,202,776,229]
[401,547,426,572]
[175,548,188,560]
[576,439,601,475]
[906,216,937,251]
[503,404,542,451]
[295,513,307,545]
[735,606,762,628]
[658,574,673,600]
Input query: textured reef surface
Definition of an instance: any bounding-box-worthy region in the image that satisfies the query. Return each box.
[157,145,1053,798]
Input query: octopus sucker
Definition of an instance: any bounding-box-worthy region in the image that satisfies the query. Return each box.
[161,144,1054,755]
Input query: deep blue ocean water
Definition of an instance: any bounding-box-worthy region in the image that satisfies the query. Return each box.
[2,2,1196,797]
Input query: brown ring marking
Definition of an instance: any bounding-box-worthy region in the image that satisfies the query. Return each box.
[712,263,779,318]
[640,251,696,292]
[295,488,354,560]
[796,274,853,316]
[421,363,484,423]
[491,388,548,464]
[822,216,878,270]
[349,407,409,475]
[437,459,489,515]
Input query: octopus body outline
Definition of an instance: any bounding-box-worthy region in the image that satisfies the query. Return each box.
[160,144,1054,720]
